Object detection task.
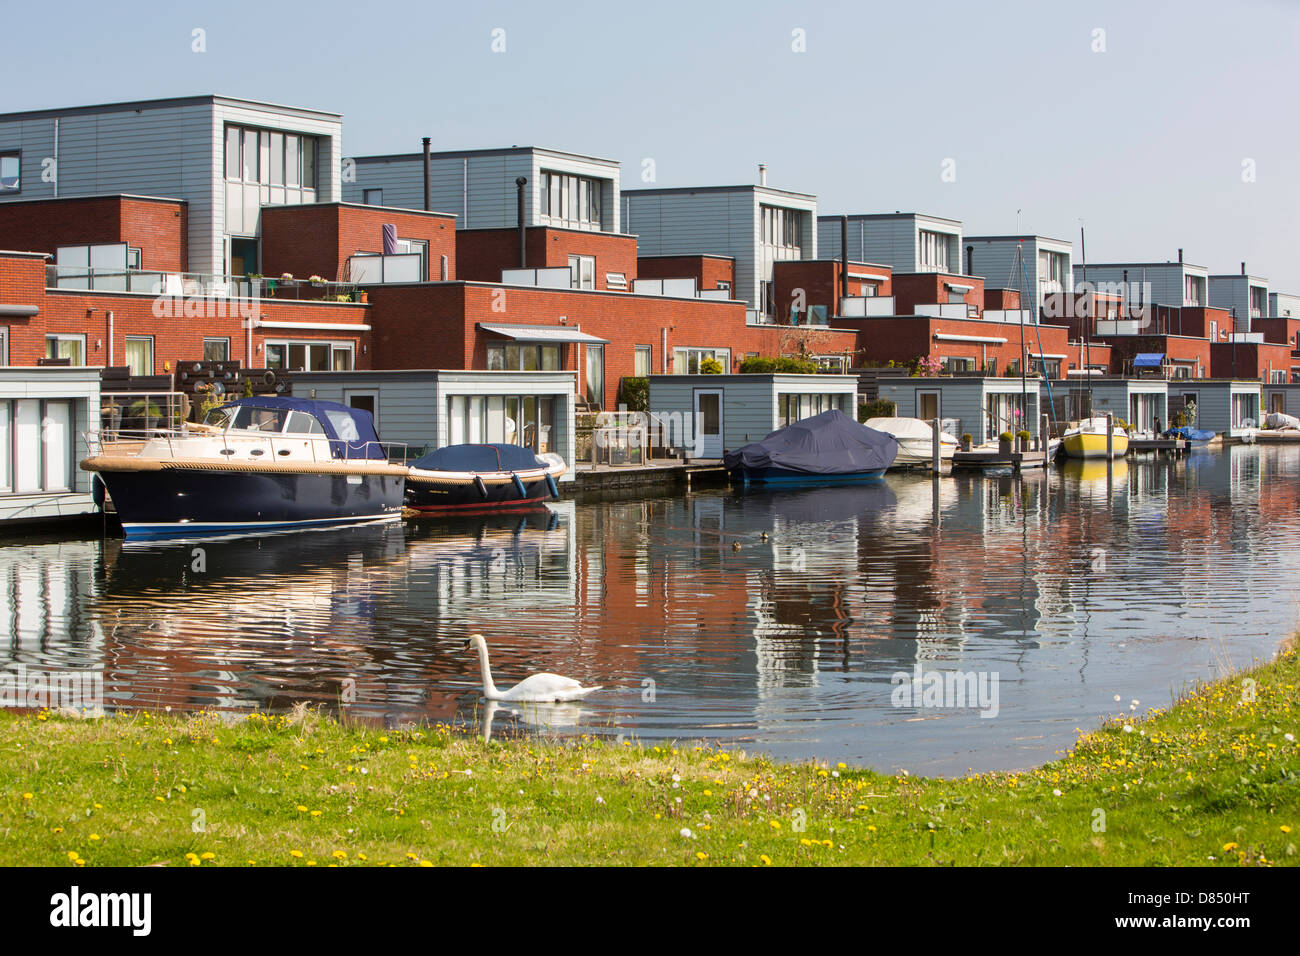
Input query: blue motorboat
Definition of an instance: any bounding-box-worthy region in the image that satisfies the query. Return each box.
[82,397,407,539]
[724,409,898,487]
[1163,426,1216,446]
[405,443,565,514]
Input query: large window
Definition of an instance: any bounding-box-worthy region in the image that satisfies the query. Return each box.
[1250,286,1267,319]
[919,230,951,272]
[1,399,74,495]
[760,205,804,250]
[124,336,153,376]
[673,348,730,374]
[448,395,557,453]
[1184,275,1204,306]
[0,327,8,365]
[265,341,354,372]
[539,171,602,228]
[0,150,19,193]
[634,345,653,378]
[485,343,561,371]
[203,338,230,362]
[586,345,604,408]
[778,393,844,428]
[225,126,318,188]
[45,335,85,365]
[1038,250,1067,295]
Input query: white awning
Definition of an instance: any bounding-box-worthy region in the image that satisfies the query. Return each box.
[1029,352,1067,359]
[848,271,890,282]
[944,282,975,292]
[934,332,1007,344]
[478,323,609,344]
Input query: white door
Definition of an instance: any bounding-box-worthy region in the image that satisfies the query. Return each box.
[694,389,723,458]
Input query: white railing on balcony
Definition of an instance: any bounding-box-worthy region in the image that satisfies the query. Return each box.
[838,296,896,317]
[746,309,775,326]
[1095,320,1145,335]
[500,267,571,289]
[914,303,969,319]
[983,309,1037,325]
[632,277,697,297]
[347,253,422,284]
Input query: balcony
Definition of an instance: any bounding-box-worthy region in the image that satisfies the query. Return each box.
[983,309,1036,325]
[914,303,973,319]
[46,265,362,302]
[347,253,423,284]
[838,296,896,317]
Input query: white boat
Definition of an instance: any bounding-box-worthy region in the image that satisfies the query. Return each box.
[864,417,957,466]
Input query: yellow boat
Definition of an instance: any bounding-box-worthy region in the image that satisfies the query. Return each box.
[1062,417,1129,459]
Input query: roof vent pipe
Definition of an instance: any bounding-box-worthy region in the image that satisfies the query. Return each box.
[1241,261,1246,275]
[516,177,528,268]
[1178,248,1183,263]
[422,137,431,212]
[758,164,767,187]
[840,216,849,302]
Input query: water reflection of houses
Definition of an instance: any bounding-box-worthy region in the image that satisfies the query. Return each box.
[20,510,579,718]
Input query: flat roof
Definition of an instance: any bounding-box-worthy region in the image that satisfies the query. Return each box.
[0,192,187,206]
[0,94,341,122]
[262,201,457,219]
[636,252,736,262]
[351,145,619,167]
[964,234,1072,246]
[1075,261,1209,271]
[625,184,817,202]
[817,212,963,227]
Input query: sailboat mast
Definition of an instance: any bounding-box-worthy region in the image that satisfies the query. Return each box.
[1080,225,1091,408]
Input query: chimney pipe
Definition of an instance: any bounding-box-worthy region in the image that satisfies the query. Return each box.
[1241,261,1246,276]
[515,177,528,268]
[1178,248,1183,263]
[840,215,849,303]
[966,245,973,277]
[422,137,431,212]
[758,164,767,187]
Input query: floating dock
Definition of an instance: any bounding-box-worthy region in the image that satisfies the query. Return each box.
[952,449,1048,472]
[1128,438,1187,457]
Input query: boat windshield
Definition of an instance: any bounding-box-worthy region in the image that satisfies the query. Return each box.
[203,405,324,435]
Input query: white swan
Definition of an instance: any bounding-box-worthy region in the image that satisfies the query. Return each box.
[464,634,602,702]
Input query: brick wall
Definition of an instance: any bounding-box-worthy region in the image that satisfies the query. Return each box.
[836,315,1069,374]
[773,260,892,321]
[0,196,187,272]
[1210,341,1294,380]
[635,255,735,293]
[1101,336,1211,377]
[365,281,856,408]
[892,272,985,316]
[261,203,457,283]
[456,227,639,291]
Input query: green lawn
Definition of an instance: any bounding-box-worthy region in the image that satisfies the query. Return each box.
[1,644,1297,867]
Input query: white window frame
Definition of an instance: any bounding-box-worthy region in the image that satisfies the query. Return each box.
[0,326,8,365]
[265,340,355,372]
[203,337,231,362]
[634,345,652,378]
[569,254,595,290]
[124,335,154,376]
[45,334,86,365]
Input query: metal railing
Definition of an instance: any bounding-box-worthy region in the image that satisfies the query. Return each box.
[86,426,409,465]
[99,392,186,438]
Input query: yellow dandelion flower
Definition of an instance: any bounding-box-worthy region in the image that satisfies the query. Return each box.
[22,792,33,801]
[760,854,772,866]
[201,852,214,860]
[290,850,304,858]
[333,850,347,859]
[88,834,100,842]
[1282,825,1293,834]
[695,852,708,860]
[296,805,309,812]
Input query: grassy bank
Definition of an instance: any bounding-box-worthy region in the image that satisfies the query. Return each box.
[2,646,1297,867]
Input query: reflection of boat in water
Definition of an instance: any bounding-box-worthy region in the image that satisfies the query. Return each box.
[405,443,565,514]
[725,410,898,487]
[82,397,406,540]
[1062,457,1129,485]
[1062,417,1129,459]
[864,417,956,467]
[732,479,898,523]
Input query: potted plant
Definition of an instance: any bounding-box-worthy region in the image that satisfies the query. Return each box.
[998,431,1013,456]
[1016,429,1032,452]
[960,432,973,452]
[358,290,368,304]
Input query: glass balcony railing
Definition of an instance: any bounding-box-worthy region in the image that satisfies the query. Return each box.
[46,265,361,302]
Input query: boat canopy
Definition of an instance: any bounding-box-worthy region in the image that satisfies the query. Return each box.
[214,397,386,460]
[724,409,898,476]
[1133,353,1165,367]
[410,443,543,473]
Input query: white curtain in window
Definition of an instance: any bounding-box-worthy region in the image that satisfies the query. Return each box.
[14,400,40,493]
[43,401,72,491]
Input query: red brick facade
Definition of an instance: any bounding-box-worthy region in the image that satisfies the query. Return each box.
[891,272,985,317]
[772,260,892,322]
[455,227,639,292]
[261,203,456,283]
[635,255,736,294]
[1210,341,1294,381]
[0,195,188,272]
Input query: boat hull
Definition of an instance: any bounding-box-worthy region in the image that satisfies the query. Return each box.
[731,466,887,488]
[96,468,405,540]
[1063,432,1129,459]
[405,476,556,513]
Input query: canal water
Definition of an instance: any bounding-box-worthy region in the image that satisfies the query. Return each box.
[3,444,1298,775]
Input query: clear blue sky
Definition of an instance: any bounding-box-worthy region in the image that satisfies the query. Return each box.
[6,0,1299,289]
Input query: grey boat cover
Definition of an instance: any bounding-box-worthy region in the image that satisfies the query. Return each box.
[724,409,899,475]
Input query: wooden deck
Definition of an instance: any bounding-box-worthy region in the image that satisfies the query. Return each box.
[952,449,1048,471]
[1129,438,1187,456]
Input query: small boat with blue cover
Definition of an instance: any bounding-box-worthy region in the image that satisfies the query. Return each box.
[405,443,566,513]
[723,409,898,488]
[81,397,407,540]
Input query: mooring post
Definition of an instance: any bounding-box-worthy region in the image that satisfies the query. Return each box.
[931,417,941,476]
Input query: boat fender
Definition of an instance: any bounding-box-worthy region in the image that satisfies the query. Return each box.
[91,473,106,508]
[474,475,489,499]
[545,474,559,499]
[511,473,527,498]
